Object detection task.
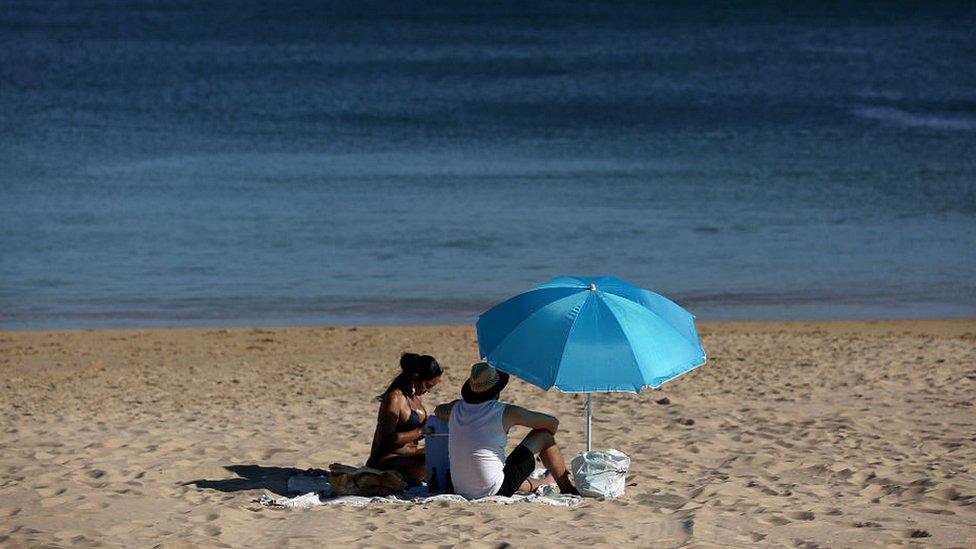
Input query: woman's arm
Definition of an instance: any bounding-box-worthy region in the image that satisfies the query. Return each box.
[374,392,424,452]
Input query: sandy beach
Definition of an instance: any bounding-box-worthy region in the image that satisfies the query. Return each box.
[1,320,974,547]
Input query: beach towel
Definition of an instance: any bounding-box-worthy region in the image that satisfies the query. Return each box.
[257,472,581,509]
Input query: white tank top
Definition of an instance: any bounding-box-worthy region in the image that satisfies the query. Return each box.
[448,399,508,499]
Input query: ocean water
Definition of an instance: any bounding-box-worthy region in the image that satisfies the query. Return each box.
[2,1,975,329]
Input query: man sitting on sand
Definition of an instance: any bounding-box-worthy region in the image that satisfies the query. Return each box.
[434,362,579,499]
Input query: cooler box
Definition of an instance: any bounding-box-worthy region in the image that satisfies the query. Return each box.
[424,415,452,493]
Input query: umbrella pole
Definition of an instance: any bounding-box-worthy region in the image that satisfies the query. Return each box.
[586,393,592,452]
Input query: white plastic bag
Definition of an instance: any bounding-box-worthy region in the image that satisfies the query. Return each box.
[571,449,630,498]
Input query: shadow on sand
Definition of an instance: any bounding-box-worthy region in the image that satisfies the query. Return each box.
[185,464,327,497]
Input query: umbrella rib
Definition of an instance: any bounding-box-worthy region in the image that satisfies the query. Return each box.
[551,295,591,391]
[602,294,707,389]
[478,286,583,357]
[644,355,708,389]
[593,296,644,393]
[482,292,586,385]
[600,289,702,350]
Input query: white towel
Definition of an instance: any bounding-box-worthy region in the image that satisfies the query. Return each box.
[257,474,581,509]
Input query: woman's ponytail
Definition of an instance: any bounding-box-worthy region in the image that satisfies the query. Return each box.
[377,353,442,400]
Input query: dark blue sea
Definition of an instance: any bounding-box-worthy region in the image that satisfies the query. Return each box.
[2,1,975,329]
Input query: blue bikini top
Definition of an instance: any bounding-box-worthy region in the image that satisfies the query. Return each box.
[402,408,423,431]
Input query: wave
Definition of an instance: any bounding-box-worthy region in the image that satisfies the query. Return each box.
[853,106,976,131]
[83,152,658,180]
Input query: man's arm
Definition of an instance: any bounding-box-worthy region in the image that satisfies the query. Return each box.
[503,404,559,434]
[434,399,458,421]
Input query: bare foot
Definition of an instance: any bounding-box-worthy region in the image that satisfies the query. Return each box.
[527,473,556,492]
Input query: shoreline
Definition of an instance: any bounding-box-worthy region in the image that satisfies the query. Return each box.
[4,301,975,333]
[0,316,976,334]
[3,317,974,337]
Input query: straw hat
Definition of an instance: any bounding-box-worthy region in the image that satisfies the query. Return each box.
[460,362,510,404]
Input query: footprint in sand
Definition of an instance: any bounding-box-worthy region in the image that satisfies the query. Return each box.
[758,514,791,526]
[786,511,815,521]
[77,500,111,511]
[929,485,970,504]
[36,486,67,498]
[188,512,220,523]
[196,524,221,537]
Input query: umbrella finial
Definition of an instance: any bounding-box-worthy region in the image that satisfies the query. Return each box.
[589,283,597,291]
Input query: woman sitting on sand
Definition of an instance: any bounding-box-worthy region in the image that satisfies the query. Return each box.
[366,353,442,480]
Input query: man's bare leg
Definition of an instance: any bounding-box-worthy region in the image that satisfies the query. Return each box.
[517,428,580,495]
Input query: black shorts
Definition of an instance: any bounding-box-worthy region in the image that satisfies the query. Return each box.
[495,444,536,497]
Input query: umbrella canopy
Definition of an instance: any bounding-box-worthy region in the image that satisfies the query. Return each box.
[476,276,707,450]
[477,276,706,393]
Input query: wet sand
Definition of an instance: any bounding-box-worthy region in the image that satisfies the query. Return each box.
[1,320,974,547]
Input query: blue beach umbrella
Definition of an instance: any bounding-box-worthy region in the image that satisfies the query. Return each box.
[476,276,707,451]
